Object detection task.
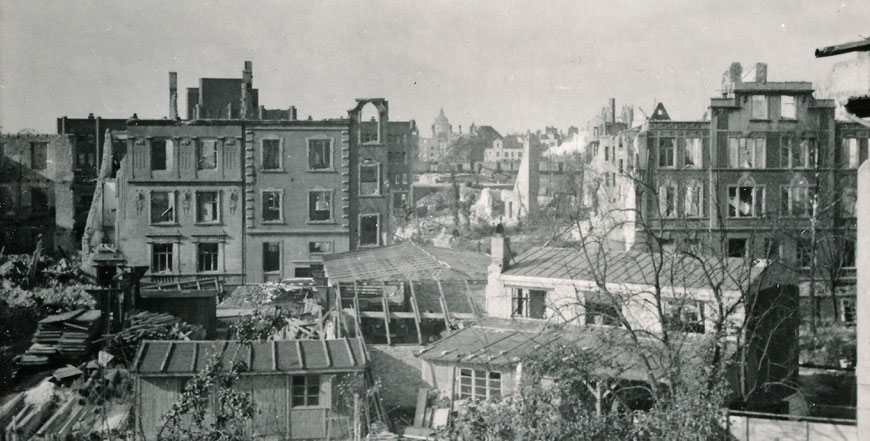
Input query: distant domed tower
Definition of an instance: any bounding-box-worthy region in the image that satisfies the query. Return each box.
[432,108,452,140]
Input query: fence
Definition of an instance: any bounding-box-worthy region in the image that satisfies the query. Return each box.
[726,410,856,441]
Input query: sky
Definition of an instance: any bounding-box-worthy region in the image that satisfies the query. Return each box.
[1,1,868,135]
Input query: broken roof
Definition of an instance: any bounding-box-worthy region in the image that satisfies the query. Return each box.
[134,338,367,375]
[503,246,784,292]
[416,317,671,382]
[323,242,490,283]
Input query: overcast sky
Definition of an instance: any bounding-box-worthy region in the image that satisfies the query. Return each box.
[1,1,867,135]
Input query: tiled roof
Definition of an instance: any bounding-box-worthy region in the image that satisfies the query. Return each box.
[503,246,774,291]
[323,242,490,283]
[134,338,367,375]
[416,317,664,382]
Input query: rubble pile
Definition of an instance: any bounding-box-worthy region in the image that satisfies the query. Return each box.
[19,309,102,367]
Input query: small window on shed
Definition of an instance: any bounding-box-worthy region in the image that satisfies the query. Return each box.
[292,375,320,407]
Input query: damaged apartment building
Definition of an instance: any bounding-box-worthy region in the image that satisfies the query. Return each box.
[584,63,863,324]
[82,61,418,287]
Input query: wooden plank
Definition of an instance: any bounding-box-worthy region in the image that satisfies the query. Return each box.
[335,284,345,338]
[190,343,198,373]
[463,279,479,318]
[322,339,332,367]
[433,278,452,328]
[407,280,424,345]
[296,340,305,369]
[413,388,429,427]
[271,340,277,371]
[159,342,173,372]
[352,281,363,339]
[381,281,392,345]
[343,337,357,367]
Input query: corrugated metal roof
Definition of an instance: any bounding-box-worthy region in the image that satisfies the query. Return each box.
[503,246,771,291]
[323,242,489,283]
[134,338,367,375]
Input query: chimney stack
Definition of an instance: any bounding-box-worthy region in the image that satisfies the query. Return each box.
[240,61,253,119]
[610,98,616,124]
[169,72,178,120]
[490,235,511,271]
[755,62,767,83]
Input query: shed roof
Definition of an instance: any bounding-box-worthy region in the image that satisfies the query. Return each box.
[503,246,781,292]
[134,338,367,375]
[323,242,489,283]
[416,317,668,382]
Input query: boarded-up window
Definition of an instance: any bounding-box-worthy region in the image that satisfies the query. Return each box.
[780,96,796,119]
[751,95,768,119]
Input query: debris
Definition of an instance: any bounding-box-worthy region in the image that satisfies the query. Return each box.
[52,365,84,383]
[19,308,102,367]
[102,310,204,364]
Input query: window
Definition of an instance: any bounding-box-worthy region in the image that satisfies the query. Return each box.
[728,137,766,168]
[658,185,677,218]
[841,298,856,324]
[618,159,624,174]
[843,138,860,168]
[751,95,768,119]
[459,369,501,400]
[604,146,610,161]
[796,238,813,268]
[292,376,320,407]
[359,162,380,196]
[31,188,49,215]
[151,139,168,171]
[388,152,407,163]
[359,214,379,246]
[196,191,219,223]
[262,139,281,170]
[393,192,407,209]
[151,243,173,273]
[781,137,808,169]
[781,182,810,217]
[585,300,620,326]
[728,185,764,217]
[198,139,217,170]
[262,191,282,222]
[684,138,702,167]
[150,191,175,224]
[511,288,546,319]
[663,299,705,333]
[197,243,218,272]
[308,190,332,222]
[728,238,747,258]
[308,139,331,170]
[263,242,281,273]
[31,142,48,171]
[309,241,332,254]
[658,138,675,168]
[780,96,796,119]
[684,185,703,217]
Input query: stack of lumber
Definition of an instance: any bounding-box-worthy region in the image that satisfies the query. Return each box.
[104,311,204,364]
[19,309,102,367]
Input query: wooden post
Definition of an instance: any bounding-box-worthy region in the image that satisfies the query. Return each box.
[352,281,363,338]
[353,393,361,441]
[381,281,392,345]
[407,280,424,344]
[434,278,452,328]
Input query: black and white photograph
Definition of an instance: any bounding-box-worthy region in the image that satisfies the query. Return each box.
[0,1,868,439]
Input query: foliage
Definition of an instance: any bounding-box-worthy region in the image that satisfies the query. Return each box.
[799,324,856,367]
[0,253,95,314]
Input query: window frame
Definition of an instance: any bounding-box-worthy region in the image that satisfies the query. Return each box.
[780,95,796,120]
[196,242,219,273]
[683,138,702,168]
[291,375,321,408]
[359,213,380,247]
[584,300,620,326]
[751,95,769,120]
[684,184,703,218]
[263,241,282,274]
[307,137,333,171]
[662,298,705,334]
[510,287,547,319]
[658,138,676,168]
[197,139,218,170]
[260,137,283,171]
[195,191,221,224]
[727,185,765,218]
[458,368,502,401]
[307,189,333,223]
[149,191,176,225]
[261,189,284,224]
[308,241,333,255]
[359,162,381,196]
[780,183,810,217]
[150,139,170,171]
[151,243,174,274]
[658,184,678,218]
[728,137,767,169]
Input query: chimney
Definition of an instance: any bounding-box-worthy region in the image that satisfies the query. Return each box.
[289,106,297,121]
[240,61,253,119]
[729,62,743,86]
[490,235,511,271]
[610,98,616,124]
[755,62,767,83]
[169,72,178,120]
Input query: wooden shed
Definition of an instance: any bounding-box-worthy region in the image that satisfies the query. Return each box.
[134,338,369,440]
